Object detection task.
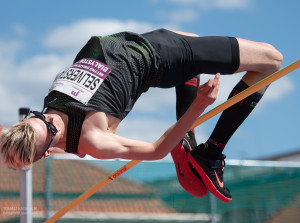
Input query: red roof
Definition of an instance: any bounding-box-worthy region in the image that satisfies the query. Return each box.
[0,159,175,221]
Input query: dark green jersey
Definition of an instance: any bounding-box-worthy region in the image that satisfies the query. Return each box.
[44,32,158,154]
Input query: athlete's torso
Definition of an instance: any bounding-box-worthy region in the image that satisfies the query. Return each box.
[44,31,158,154]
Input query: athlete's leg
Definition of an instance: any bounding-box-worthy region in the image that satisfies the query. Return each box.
[178,34,283,202]
[171,75,209,197]
[168,30,208,197]
[161,30,283,154]
[204,38,283,158]
[176,76,199,145]
[145,29,282,157]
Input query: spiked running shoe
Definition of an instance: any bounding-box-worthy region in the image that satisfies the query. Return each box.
[187,144,232,202]
[171,135,208,197]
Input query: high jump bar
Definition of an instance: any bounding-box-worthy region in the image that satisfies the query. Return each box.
[45,59,300,223]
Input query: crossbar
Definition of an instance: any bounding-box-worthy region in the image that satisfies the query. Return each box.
[45,60,300,223]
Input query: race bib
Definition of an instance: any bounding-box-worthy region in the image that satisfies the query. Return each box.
[49,58,112,105]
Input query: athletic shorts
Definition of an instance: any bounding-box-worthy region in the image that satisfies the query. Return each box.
[142,28,240,88]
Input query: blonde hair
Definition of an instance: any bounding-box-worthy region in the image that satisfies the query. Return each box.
[0,122,37,169]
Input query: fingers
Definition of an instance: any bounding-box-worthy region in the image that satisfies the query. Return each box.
[196,73,220,106]
[200,73,220,92]
[209,73,220,86]
[210,73,220,94]
[214,73,220,85]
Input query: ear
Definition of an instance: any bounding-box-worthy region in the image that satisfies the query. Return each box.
[48,115,55,124]
[43,147,54,159]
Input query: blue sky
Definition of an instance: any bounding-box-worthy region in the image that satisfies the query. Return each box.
[0,0,299,160]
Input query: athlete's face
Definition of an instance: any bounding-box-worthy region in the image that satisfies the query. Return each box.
[25,112,57,162]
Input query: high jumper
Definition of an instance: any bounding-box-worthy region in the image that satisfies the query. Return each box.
[0,28,283,202]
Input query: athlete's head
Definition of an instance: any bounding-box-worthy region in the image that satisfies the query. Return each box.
[0,111,57,169]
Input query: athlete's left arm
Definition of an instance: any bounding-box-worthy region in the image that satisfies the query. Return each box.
[82,73,220,161]
[80,130,158,160]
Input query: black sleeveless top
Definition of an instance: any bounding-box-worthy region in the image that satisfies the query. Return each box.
[44,32,158,154]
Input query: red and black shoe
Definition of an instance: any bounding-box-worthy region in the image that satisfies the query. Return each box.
[171,133,208,197]
[187,143,232,202]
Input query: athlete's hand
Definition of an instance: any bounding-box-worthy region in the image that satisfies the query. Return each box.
[196,73,220,107]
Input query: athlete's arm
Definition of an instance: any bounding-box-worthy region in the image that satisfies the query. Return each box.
[82,74,220,160]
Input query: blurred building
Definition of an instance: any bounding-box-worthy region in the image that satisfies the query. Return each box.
[261,149,300,161]
[0,159,178,222]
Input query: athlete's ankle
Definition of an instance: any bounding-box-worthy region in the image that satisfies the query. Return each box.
[201,139,224,159]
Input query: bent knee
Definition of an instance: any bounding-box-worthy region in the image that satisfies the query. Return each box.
[261,41,283,61]
[254,41,283,73]
[237,38,283,75]
[264,44,283,73]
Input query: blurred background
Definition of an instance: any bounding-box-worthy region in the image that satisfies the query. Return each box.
[0,0,299,222]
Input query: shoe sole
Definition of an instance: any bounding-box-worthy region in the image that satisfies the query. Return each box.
[171,141,208,197]
[187,153,232,202]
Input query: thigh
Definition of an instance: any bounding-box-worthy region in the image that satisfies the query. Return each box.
[235,38,281,74]
[142,29,240,88]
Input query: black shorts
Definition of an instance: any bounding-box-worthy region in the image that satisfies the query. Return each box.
[142,28,240,88]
